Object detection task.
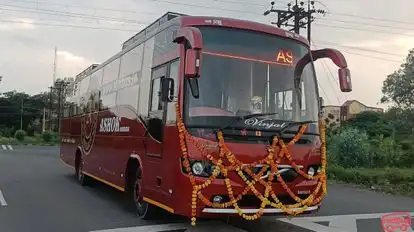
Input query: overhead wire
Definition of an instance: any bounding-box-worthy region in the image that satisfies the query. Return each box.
[331,12,414,26]
[314,40,405,58]
[317,17,414,32]
[314,23,414,37]
[0,0,409,65]
[0,19,141,31]
[0,3,151,25]
[2,0,156,14]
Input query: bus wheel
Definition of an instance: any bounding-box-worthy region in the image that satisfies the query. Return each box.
[76,156,88,186]
[132,169,156,219]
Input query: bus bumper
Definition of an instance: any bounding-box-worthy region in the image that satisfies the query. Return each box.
[187,177,322,218]
[201,205,319,214]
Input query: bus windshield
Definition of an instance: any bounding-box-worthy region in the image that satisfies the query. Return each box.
[184,26,319,131]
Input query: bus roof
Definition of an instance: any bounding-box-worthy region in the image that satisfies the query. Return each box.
[74,12,309,81]
[179,15,309,46]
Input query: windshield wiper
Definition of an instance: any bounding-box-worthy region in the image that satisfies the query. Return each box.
[217,112,280,131]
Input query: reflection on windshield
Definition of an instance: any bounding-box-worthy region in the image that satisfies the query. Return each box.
[184,27,319,130]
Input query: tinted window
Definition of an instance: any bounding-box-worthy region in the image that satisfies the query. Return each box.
[118,85,139,110]
[100,92,117,110]
[150,77,162,112]
[79,76,90,95]
[199,26,308,62]
[102,58,120,85]
[89,69,103,91]
[153,25,179,63]
[120,44,144,79]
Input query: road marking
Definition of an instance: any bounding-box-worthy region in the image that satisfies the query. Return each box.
[1,145,7,150]
[6,145,13,150]
[89,221,247,232]
[89,223,189,232]
[0,190,7,206]
[279,212,414,232]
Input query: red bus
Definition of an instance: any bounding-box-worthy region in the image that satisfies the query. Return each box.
[60,12,352,221]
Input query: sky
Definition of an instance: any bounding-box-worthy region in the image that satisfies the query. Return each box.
[0,0,413,109]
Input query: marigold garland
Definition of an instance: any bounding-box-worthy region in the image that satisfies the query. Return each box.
[175,103,327,226]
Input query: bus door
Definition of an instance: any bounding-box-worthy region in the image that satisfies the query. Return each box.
[143,65,169,199]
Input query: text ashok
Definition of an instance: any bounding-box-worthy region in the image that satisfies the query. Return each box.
[99,117,130,133]
[244,118,287,129]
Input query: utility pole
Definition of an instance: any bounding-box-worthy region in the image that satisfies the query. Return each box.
[20,98,23,130]
[263,0,326,41]
[42,107,46,132]
[49,86,53,131]
[53,46,57,86]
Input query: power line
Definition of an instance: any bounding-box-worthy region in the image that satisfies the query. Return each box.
[317,17,414,33]
[315,40,405,58]
[2,0,157,15]
[0,19,141,31]
[331,12,414,26]
[151,0,261,15]
[335,50,403,63]
[314,23,414,37]
[0,3,151,25]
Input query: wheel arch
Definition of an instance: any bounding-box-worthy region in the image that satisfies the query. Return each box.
[125,154,144,191]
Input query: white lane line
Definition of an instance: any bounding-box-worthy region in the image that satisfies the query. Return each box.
[6,145,13,150]
[89,223,189,232]
[1,145,7,150]
[0,190,7,206]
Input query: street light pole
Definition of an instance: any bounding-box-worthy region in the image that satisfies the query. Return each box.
[20,98,23,130]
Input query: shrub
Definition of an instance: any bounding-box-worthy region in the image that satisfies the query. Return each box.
[328,127,370,168]
[42,131,53,143]
[14,130,26,141]
[368,135,405,168]
[0,127,14,137]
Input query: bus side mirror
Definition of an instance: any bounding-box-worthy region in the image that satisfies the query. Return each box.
[339,67,352,92]
[311,48,353,93]
[161,77,175,102]
[185,49,201,78]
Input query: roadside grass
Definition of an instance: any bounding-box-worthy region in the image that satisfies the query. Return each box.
[0,134,59,146]
[328,164,414,198]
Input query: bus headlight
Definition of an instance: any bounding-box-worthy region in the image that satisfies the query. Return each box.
[192,162,204,176]
[307,167,316,176]
[182,159,224,178]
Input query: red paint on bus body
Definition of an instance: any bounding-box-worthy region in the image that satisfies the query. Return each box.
[60,13,324,219]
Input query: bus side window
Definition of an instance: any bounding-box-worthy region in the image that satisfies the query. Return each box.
[150,77,163,112]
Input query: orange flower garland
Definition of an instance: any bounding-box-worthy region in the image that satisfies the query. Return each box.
[175,103,327,226]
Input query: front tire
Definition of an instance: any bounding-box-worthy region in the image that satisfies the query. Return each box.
[75,155,89,186]
[127,168,157,219]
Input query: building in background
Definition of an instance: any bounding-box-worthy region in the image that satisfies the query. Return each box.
[340,100,384,121]
[322,100,384,127]
[322,105,341,128]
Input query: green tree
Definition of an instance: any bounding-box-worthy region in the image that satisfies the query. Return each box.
[342,111,391,137]
[381,49,414,109]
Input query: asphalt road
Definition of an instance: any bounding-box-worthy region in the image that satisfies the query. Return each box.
[0,145,413,232]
